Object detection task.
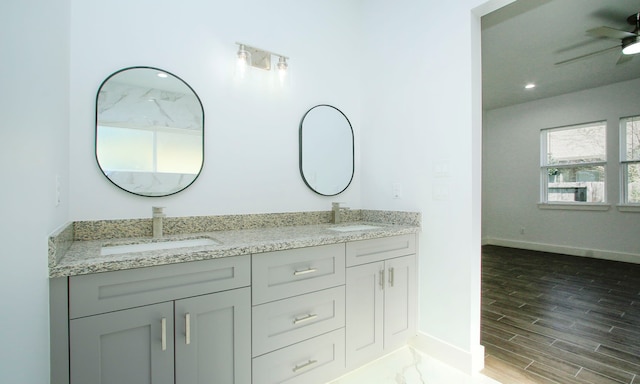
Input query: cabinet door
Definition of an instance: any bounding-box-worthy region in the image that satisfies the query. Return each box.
[384,254,417,349]
[175,287,251,384]
[345,261,384,369]
[70,302,174,384]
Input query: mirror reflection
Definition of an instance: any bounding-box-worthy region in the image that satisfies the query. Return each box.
[299,104,354,196]
[96,66,204,197]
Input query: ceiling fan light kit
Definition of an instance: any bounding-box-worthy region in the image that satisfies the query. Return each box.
[622,36,640,55]
[555,11,640,65]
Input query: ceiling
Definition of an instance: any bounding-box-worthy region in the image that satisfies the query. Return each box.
[482,0,640,111]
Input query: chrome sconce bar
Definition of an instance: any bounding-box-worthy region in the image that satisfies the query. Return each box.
[236,42,289,78]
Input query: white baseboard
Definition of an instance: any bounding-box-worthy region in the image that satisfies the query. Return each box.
[483,237,640,264]
[409,332,485,374]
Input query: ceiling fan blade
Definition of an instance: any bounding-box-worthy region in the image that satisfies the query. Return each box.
[616,53,634,65]
[554,45,620,65]
[587,26,637,40]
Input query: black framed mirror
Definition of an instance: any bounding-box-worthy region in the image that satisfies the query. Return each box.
[299,104,354,196]
[95,66,204,197]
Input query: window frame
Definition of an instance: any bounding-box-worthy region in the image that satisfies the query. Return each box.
[539,121,608,207]
[620,115,640,207]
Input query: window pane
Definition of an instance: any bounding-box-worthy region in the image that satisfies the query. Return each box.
[627,163,640,204]
[624,117,640,161]
[547,165,605,203]
[546,123,606,165]
[156,131,202,174]
[97,126,153,171]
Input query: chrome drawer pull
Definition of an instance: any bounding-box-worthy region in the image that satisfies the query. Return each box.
[293,313,318,325]
[293,267,317,276]
[379,269,385,290]
[292,359,318,373]
[185,313,191,345]
[389,267,395,287]
[161,317,167,351]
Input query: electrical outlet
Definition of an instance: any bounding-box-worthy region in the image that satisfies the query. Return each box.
[392,183,403,199]
[55,174,61,207]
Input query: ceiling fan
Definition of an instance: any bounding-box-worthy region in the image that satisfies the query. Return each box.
[555,11,640,66]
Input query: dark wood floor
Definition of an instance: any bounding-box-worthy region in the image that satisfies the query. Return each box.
[481,245,640,384]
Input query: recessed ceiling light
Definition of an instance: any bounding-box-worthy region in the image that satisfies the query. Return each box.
[525,83,536,89]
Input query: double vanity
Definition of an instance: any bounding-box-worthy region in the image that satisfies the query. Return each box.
[49,210,420,384]
[50,62,422,384]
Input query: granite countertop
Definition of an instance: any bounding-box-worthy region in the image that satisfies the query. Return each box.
[50,220,420,278]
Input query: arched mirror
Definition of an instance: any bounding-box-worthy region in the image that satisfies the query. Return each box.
[299,104,354,196]
[96,66,204,197]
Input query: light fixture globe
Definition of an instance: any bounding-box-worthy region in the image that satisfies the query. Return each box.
[622,35,640,55]
[277,57,288,70]
[237,44,251,66]
[276,56,288,74]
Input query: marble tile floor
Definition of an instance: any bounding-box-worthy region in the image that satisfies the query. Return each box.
[328,347,501,384]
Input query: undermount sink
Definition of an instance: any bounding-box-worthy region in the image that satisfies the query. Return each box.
[101,238,220,256]
[327,224,382,232]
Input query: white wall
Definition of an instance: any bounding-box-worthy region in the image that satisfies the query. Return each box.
[0,0,70,382]
[69,0,364,220]
[68,0,493,372]
[483,78,640,260]
[360,0,492,372]
[0,0,501,380]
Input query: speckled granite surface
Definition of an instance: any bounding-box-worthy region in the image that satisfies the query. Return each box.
[49,210,420,278]
[48,222,74,267]
[69,210,422,241]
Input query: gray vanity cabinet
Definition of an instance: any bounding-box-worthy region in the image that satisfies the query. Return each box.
[251,244,347,384]
[53,232,420,384]
[175,288,251,384]
[70,302,175,384]
[345,235,417,369]
[67,255,251,384]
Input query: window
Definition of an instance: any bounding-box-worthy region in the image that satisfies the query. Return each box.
[96,125,202,174]
[621,116,640,204]
[541,121,606,203]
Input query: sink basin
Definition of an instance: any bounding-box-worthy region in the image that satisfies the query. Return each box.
[101,238,219,256]
[328,224,382,232]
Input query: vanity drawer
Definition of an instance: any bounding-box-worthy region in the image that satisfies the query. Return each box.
[69,255,250,319]
[252,244,345,305]
[252,328,345,384]
[346,234,416,267]
[252,286,345,357]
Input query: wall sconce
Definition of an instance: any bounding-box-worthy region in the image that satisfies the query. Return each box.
[235,42,289,79]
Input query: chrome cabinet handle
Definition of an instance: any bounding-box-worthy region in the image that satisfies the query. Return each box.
[293,267,317,276]
[389,267,395,287]
[379,269,385,290]
[293,313,318,325]
[292,359,318,373]
[161,317,167,351]
[185,313,191,345]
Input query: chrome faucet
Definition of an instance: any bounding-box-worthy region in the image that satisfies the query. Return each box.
[152,206,165,238]
[331,202,350,224]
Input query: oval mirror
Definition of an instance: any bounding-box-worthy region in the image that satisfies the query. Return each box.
[299,104,354,196]
[95,66,204,197]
